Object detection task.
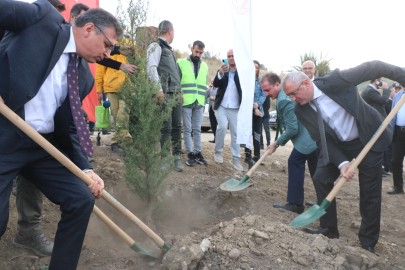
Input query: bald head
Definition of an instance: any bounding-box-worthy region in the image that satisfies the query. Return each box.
[302,61,316,80]
[227,49,235,67]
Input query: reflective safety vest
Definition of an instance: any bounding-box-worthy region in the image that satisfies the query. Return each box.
[177,58,208,106]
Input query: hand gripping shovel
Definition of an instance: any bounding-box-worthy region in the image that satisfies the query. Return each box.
[290,93,405,228]
[0,102,170,257]
[220,149,270,191]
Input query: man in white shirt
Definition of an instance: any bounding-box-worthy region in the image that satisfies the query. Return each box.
[0,2,122,269]
[212,49,243,171]
[282,61,405,255]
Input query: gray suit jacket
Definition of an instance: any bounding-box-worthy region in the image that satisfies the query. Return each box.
[360,85,390,118]
[0,0,94,169]
[294,61,405,168]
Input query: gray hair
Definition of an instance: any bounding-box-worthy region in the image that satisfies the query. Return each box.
[158,20,173,35]
[74,8,123,38]
[302,60,315,69]
[281,71,309,89]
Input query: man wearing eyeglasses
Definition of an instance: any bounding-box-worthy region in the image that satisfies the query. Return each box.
[302,61,316,81]
[0,1,123,269]
[281,61,405,254]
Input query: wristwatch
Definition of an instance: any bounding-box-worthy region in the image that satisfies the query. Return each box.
[83,169,93,174]
[273,141,279,148]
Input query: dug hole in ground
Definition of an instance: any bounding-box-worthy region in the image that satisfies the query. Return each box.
[1,129,405,270]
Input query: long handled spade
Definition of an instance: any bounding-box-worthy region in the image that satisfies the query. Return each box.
[220,149,270,191]
[0,102,170,255]
[290,93,405,228]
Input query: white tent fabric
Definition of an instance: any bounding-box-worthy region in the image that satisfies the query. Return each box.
[228,0,255,148]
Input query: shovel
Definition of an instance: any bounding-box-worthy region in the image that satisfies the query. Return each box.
[290,93,405,228]
[0,102,170,256]
[220,149,270,191]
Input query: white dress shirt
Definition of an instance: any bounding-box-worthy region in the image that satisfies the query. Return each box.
[24,27,78,134]
[218,68,240,109]
[147,38,164,92]
[310,83,359,168]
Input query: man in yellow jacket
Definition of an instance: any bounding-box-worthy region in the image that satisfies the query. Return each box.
[96,49,131,154]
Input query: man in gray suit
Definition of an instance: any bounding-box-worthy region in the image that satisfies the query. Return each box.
[282,61,405,254]
[0,1,122,269]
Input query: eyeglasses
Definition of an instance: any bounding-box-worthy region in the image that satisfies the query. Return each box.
[94,25,114,52]
[302,67,314,71]
[287,81,303,97]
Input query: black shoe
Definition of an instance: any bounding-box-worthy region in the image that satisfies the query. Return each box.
[89,129,94,135]
[111,143,123,156]
[305,201,316,207]
[102,129,111,135]
[382,170,391,176]
[195,152,208,165]
[362,245,375,254]
[260,145,264,150]
[252,156,264,166]
[186,152,195,167]
[387,187,404,195]
[303,227,339,239]
[209,140,215,143]
[273,203,304,214]
[247,158,254,170]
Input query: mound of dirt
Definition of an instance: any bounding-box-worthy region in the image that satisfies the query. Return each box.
[163,214,391,270]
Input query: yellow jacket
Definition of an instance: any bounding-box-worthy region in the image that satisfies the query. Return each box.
[96,54,127,93]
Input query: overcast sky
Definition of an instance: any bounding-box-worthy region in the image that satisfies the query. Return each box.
[20,0,405,73]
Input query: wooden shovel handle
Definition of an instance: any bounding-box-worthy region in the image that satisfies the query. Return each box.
[0,101,165,248]
[325,93,405,202]
[246,149,270,177]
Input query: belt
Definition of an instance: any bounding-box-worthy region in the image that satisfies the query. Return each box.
[396,125,405,131]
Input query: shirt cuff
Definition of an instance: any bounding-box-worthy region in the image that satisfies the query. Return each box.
[217,71,223,80]
[338,161,350,169]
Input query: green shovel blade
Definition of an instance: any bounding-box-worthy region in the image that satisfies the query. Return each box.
[290,199,331,228]
[220,175,252,192]
[130,242,160,258]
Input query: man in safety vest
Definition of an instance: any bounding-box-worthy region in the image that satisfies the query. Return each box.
[178,41,209,166]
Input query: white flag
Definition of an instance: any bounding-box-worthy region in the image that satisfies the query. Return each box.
[229,0,255,147]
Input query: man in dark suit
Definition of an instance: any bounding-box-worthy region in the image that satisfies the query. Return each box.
[0,1,122,269]
[213,49,243,170]
[361,78,390,117]
[282,61,405,254]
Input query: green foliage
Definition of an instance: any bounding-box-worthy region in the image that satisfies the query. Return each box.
[115,0,177,206]
[292,51,332,77]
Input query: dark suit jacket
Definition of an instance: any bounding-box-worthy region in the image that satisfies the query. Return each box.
[0,0,93,169]
[294,61,405,168]
[360,85,390,118]
[385,98,393,116]
[213,69,242,110]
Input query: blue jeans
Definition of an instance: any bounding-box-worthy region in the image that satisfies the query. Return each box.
[287,148,318,204]
[0,133,94,270]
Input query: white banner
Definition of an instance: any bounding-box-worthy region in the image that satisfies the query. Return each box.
[229,0,255,147]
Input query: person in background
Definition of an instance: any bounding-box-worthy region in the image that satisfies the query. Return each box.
[208,77,218,143]
[244,60,266,169]
[382,87,395,176]
[388,87,405,195]
[302,60,316,81]
[178,40,209,167]
[213,49,243,171]
[392,82,402,93]
[260,95,271,150]
[147,20,184,172]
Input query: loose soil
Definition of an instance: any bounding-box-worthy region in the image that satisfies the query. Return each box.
[1,130,405,270]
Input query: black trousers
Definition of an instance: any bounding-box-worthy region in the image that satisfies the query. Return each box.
[245,114,262,158]
[383,143,392,173]
[209,106,217,138]
[391,126,405,190]
[160,93,182,156]
[313,138,383,248]
[0,133,94,270]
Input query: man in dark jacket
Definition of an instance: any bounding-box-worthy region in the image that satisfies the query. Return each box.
[285,61,405,254]
[361,78,390,117]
